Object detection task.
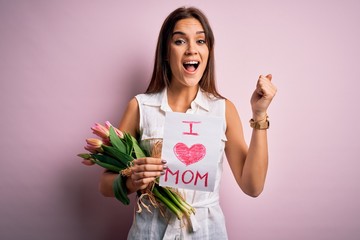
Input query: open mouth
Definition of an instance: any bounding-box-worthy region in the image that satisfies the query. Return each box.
[183,61,199,72]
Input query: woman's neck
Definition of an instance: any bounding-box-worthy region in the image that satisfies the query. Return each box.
[167,84,199,113]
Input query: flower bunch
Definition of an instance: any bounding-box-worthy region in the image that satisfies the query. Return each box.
[78,121,195,220]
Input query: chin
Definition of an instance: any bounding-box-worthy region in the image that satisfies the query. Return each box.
[183,77,202,87]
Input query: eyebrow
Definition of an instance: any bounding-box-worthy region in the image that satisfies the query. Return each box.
[172,31,205,36]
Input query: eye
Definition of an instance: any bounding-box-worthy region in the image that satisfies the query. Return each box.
[197,39,206,44]
[174,39,186,45]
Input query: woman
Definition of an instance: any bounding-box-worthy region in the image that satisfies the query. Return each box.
[98,6,276,239]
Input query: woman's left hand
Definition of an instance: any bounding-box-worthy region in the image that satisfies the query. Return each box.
[250,74,277,120]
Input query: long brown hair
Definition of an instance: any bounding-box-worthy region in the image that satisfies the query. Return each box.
[145,7,223,98]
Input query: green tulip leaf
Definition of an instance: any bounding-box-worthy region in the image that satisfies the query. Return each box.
[102,145,134,167]
[109,126,127,153]
[90,156,122,173]
[123,133,133,155]
[91,154,124,170]
[131,136,147,159]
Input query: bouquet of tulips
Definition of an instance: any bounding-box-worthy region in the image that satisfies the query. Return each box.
[77,121,195,220]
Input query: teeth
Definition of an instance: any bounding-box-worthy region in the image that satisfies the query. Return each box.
[184,61,199,65]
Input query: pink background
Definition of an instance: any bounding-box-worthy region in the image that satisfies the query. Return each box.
[1,1,359,239]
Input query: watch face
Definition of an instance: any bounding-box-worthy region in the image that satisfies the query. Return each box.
[250,120,269,129]
[259,120,269,129]
[249,118,269,129]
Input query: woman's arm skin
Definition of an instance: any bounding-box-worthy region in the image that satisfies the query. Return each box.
[98,98,166,197]
[225,74,277,197]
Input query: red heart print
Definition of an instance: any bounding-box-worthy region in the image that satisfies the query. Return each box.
[173,142,206,166]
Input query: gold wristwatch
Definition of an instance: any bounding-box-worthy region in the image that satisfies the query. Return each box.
[249,116,270,130]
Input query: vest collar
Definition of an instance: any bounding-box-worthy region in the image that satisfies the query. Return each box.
[142,87,211,112]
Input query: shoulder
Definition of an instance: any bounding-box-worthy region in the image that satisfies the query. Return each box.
[127,97,139,112]
[200,89,238,118]
[135,91,163,106]
[118,97,140,136]
[198,90,226,112]
[224,98,242,126]
[225,98,238,114]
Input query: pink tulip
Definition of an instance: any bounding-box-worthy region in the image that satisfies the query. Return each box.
[82,159,95,166]
[113,127,124,138]
[91,123,109,139]
[102,138,111,146]
[85,138,103,153]
[105,121,112,129]
[84,146,97,153]
[86,138,103,146]
[105,121,124,138]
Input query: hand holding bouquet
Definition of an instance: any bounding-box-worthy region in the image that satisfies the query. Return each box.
[78,121,195,220]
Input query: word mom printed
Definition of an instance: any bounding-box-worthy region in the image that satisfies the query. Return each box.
[160,112,223,192]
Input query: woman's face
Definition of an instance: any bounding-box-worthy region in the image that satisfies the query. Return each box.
[168,18,209,88]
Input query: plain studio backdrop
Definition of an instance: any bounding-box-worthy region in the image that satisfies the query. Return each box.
[0,1,359,239]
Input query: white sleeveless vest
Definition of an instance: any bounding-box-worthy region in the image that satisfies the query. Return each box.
[128,87,228,240]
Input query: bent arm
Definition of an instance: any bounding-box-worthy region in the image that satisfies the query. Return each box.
[98,97,165,197]
[225,100,268,197]
[99,97,140,197]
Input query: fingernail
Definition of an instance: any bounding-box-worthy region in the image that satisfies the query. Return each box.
[161,159,167,164]
[160,171,165,175]
[163,165,168,169]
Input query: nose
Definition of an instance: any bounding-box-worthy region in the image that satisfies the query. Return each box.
[185,41,198,55]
